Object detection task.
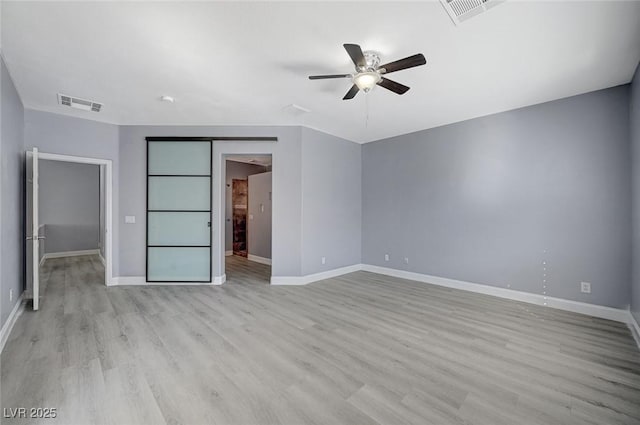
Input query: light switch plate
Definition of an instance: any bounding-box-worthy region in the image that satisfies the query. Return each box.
[580,281,591,294]
[125,215,136,224]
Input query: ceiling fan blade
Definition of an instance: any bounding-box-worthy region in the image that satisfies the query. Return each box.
[377,77,410,95]
[344,44,366,69]
[343,85,359,100]
[378,54,426,74]
[308,74,351,80]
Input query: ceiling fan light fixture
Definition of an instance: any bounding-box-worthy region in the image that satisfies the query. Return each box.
[353,71,381,92]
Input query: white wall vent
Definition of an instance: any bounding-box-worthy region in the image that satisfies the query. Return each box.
[440,0,505,25]
[57,93,102,112]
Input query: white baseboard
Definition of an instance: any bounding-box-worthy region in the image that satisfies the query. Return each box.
[106,262,633,327]
[98,253,106,267]
[41,249,100,263]
[628,311,640,349]
[225,251,233,256]
[248,254,272,266]
[1,294,25,353]
[361,264,629,323]
[271,264,363,286]
[108,276,217,286]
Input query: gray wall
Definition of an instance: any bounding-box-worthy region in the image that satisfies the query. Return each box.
[631,64,640,324]
[1,56,25,328]
[24,109,119,270]
[39,160,99,253]
[225,160,267,252]
[301,127,362,275]
[118,125,303,278]
[248,171,272,260]
[363,85,632,309]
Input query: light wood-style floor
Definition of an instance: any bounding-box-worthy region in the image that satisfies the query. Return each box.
[225,255,271,284]
[2,255,640,425]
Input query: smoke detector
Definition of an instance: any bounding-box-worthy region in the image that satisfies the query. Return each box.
[57,93,102,112]
[440,0,505,25]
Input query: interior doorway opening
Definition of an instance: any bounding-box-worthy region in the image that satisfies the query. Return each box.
[224,154,272,284]
[25,149,113,311]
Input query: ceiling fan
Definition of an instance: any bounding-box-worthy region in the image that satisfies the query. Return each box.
[309,44,427,100]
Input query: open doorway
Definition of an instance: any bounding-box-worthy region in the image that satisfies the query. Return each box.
[224,155,272,284]
[25,149,112,311]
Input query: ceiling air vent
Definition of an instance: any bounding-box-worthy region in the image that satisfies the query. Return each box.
[57,93,102,112]
[440,0,504,25]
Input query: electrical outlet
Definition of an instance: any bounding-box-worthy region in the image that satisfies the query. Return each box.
[9,289,13,302]
[404,257,409,264]
[321,256,326,265]
[384,254,389,262]
[580,282,591,294]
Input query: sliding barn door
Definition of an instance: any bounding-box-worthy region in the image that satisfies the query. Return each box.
[146,140,212,282]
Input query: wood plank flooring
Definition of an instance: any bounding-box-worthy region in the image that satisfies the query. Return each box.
[1,255,639,425]
[225,255,271,284]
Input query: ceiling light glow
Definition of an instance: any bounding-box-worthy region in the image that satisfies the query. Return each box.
[353,72,381,92]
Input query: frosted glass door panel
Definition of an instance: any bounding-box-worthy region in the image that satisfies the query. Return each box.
[148,247,210,281]
[148,177,210,210]
[147,139,212,282]
[148,141,211,175]
[148,212,210,246]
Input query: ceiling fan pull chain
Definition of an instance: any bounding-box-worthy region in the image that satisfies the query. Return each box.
[365,94,370,128]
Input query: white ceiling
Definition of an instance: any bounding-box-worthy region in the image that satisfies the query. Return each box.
[2,1,639,143]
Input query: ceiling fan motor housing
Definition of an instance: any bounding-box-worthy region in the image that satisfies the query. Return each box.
[362,51,381,71]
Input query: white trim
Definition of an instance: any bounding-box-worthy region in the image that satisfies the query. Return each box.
[31,148,40,310]
[628,311,640,349]
[0,294,25,353]
[248,254,272,265]
[361,265,629,323]
[39,255,46,267]
[41,249,100,261]
[225,250,233,256]
[213,274,226,285]
[271,264,362,286]
[35,151,113,288]
[38,151,108,166]
[99,252,106,267]
[109,276,217,286]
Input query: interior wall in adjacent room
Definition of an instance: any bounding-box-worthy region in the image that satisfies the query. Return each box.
[248,171,272,261]
[39,160,100,254]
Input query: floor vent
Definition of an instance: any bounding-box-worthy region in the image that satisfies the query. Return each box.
[440,0,504,25]
[57,93,102,112]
